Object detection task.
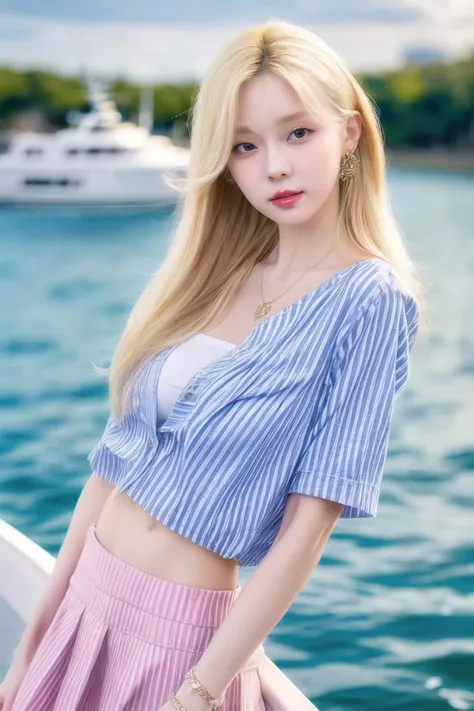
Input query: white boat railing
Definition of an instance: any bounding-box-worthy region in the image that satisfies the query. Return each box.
[0,518,55,624]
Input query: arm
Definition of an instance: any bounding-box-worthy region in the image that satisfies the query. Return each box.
[174,493,343,709]
[172,286,417,709]
[12,472,115,664]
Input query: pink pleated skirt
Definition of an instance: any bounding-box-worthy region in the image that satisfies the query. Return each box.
[11,524,267,711]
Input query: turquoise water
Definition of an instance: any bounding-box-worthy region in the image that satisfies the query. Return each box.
[0,168,473,710]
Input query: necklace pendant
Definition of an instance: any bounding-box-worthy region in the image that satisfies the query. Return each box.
[255,302,272,320]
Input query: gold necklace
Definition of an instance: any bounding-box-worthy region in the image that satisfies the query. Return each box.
[254,245,336,321]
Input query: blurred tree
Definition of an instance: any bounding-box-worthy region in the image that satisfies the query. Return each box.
[1,51,473,152]
[0,68,87,127]
[0,68,32,123]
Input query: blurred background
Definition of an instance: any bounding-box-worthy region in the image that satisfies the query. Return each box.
[0,2,473,711]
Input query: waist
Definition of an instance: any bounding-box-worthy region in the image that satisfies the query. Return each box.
[94,489,240,590]
[69,524,266,667]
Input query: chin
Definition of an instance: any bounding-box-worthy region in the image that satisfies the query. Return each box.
[257,204,308,222]
[275,209,317,225]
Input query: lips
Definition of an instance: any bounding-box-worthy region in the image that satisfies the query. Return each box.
[270,190,302,201]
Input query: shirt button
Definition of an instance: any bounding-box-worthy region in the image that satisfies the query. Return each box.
[184,389,196,400]
[148,438,154,447]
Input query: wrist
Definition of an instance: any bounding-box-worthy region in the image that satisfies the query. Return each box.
[174,681,213,711]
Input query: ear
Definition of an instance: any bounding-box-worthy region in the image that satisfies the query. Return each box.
[342,111,362,153]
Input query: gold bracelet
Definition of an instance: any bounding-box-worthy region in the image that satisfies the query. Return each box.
[184,668,224,710]
[169,692,189,711]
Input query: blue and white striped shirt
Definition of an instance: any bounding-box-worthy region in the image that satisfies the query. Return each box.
[88,259,419,567]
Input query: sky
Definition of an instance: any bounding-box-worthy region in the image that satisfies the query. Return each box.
[0,0,473,82]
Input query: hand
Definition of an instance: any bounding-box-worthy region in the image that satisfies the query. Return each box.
[0,655,30,711]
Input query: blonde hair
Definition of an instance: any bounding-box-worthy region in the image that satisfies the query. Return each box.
[100,19,428,420]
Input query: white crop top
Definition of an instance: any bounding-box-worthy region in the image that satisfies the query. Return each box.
[156,333,235,423]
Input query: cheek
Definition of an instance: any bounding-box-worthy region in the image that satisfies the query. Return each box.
[229,159,254,187]
[229,161,262,203]
[304,136,341,179]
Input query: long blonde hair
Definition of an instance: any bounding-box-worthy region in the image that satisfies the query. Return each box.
[100,19,427,420]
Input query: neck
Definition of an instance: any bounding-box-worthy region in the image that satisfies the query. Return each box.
[263,188,355,275]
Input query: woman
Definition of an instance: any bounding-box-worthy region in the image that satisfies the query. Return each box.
[2,19,424,711]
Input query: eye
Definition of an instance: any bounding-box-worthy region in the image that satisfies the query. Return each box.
[231,142,255,155]
[289,127,314,141]
[231,127,314,154]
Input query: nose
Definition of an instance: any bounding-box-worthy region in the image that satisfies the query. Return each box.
[266,142,292,180]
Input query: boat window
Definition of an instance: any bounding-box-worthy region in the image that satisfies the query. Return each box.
[65,147,128,156]
[23,178,82,187]
[86,147,127,155]
[24,147,43,156]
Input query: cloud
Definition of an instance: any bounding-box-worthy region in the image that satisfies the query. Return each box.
[410,0,474,25]
[0,0,431,24]
[0,10,472,83]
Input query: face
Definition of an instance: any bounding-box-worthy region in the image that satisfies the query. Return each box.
[226,72,361,226]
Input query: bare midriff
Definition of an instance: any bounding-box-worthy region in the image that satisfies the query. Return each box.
[94,489,240,590]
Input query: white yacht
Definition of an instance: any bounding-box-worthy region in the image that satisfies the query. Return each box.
[0,517,318,710]
[0,82,189,208]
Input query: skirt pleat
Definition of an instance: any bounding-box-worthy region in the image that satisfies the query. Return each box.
[11,589,86,711]
[53,599,108,710]
[11,524,267,711]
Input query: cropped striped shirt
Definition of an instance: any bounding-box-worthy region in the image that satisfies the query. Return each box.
[88,258,419,567]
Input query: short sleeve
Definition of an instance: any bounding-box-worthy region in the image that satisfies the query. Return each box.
[87,414,127,484]
[289,286,419,518]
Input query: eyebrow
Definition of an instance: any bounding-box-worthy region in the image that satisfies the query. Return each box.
[234,110,311,136]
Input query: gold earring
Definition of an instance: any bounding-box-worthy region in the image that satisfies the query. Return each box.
[223,169,236,185]
[339,150,359,181]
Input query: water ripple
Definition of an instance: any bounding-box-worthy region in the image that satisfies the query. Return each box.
[1,171,473,710]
